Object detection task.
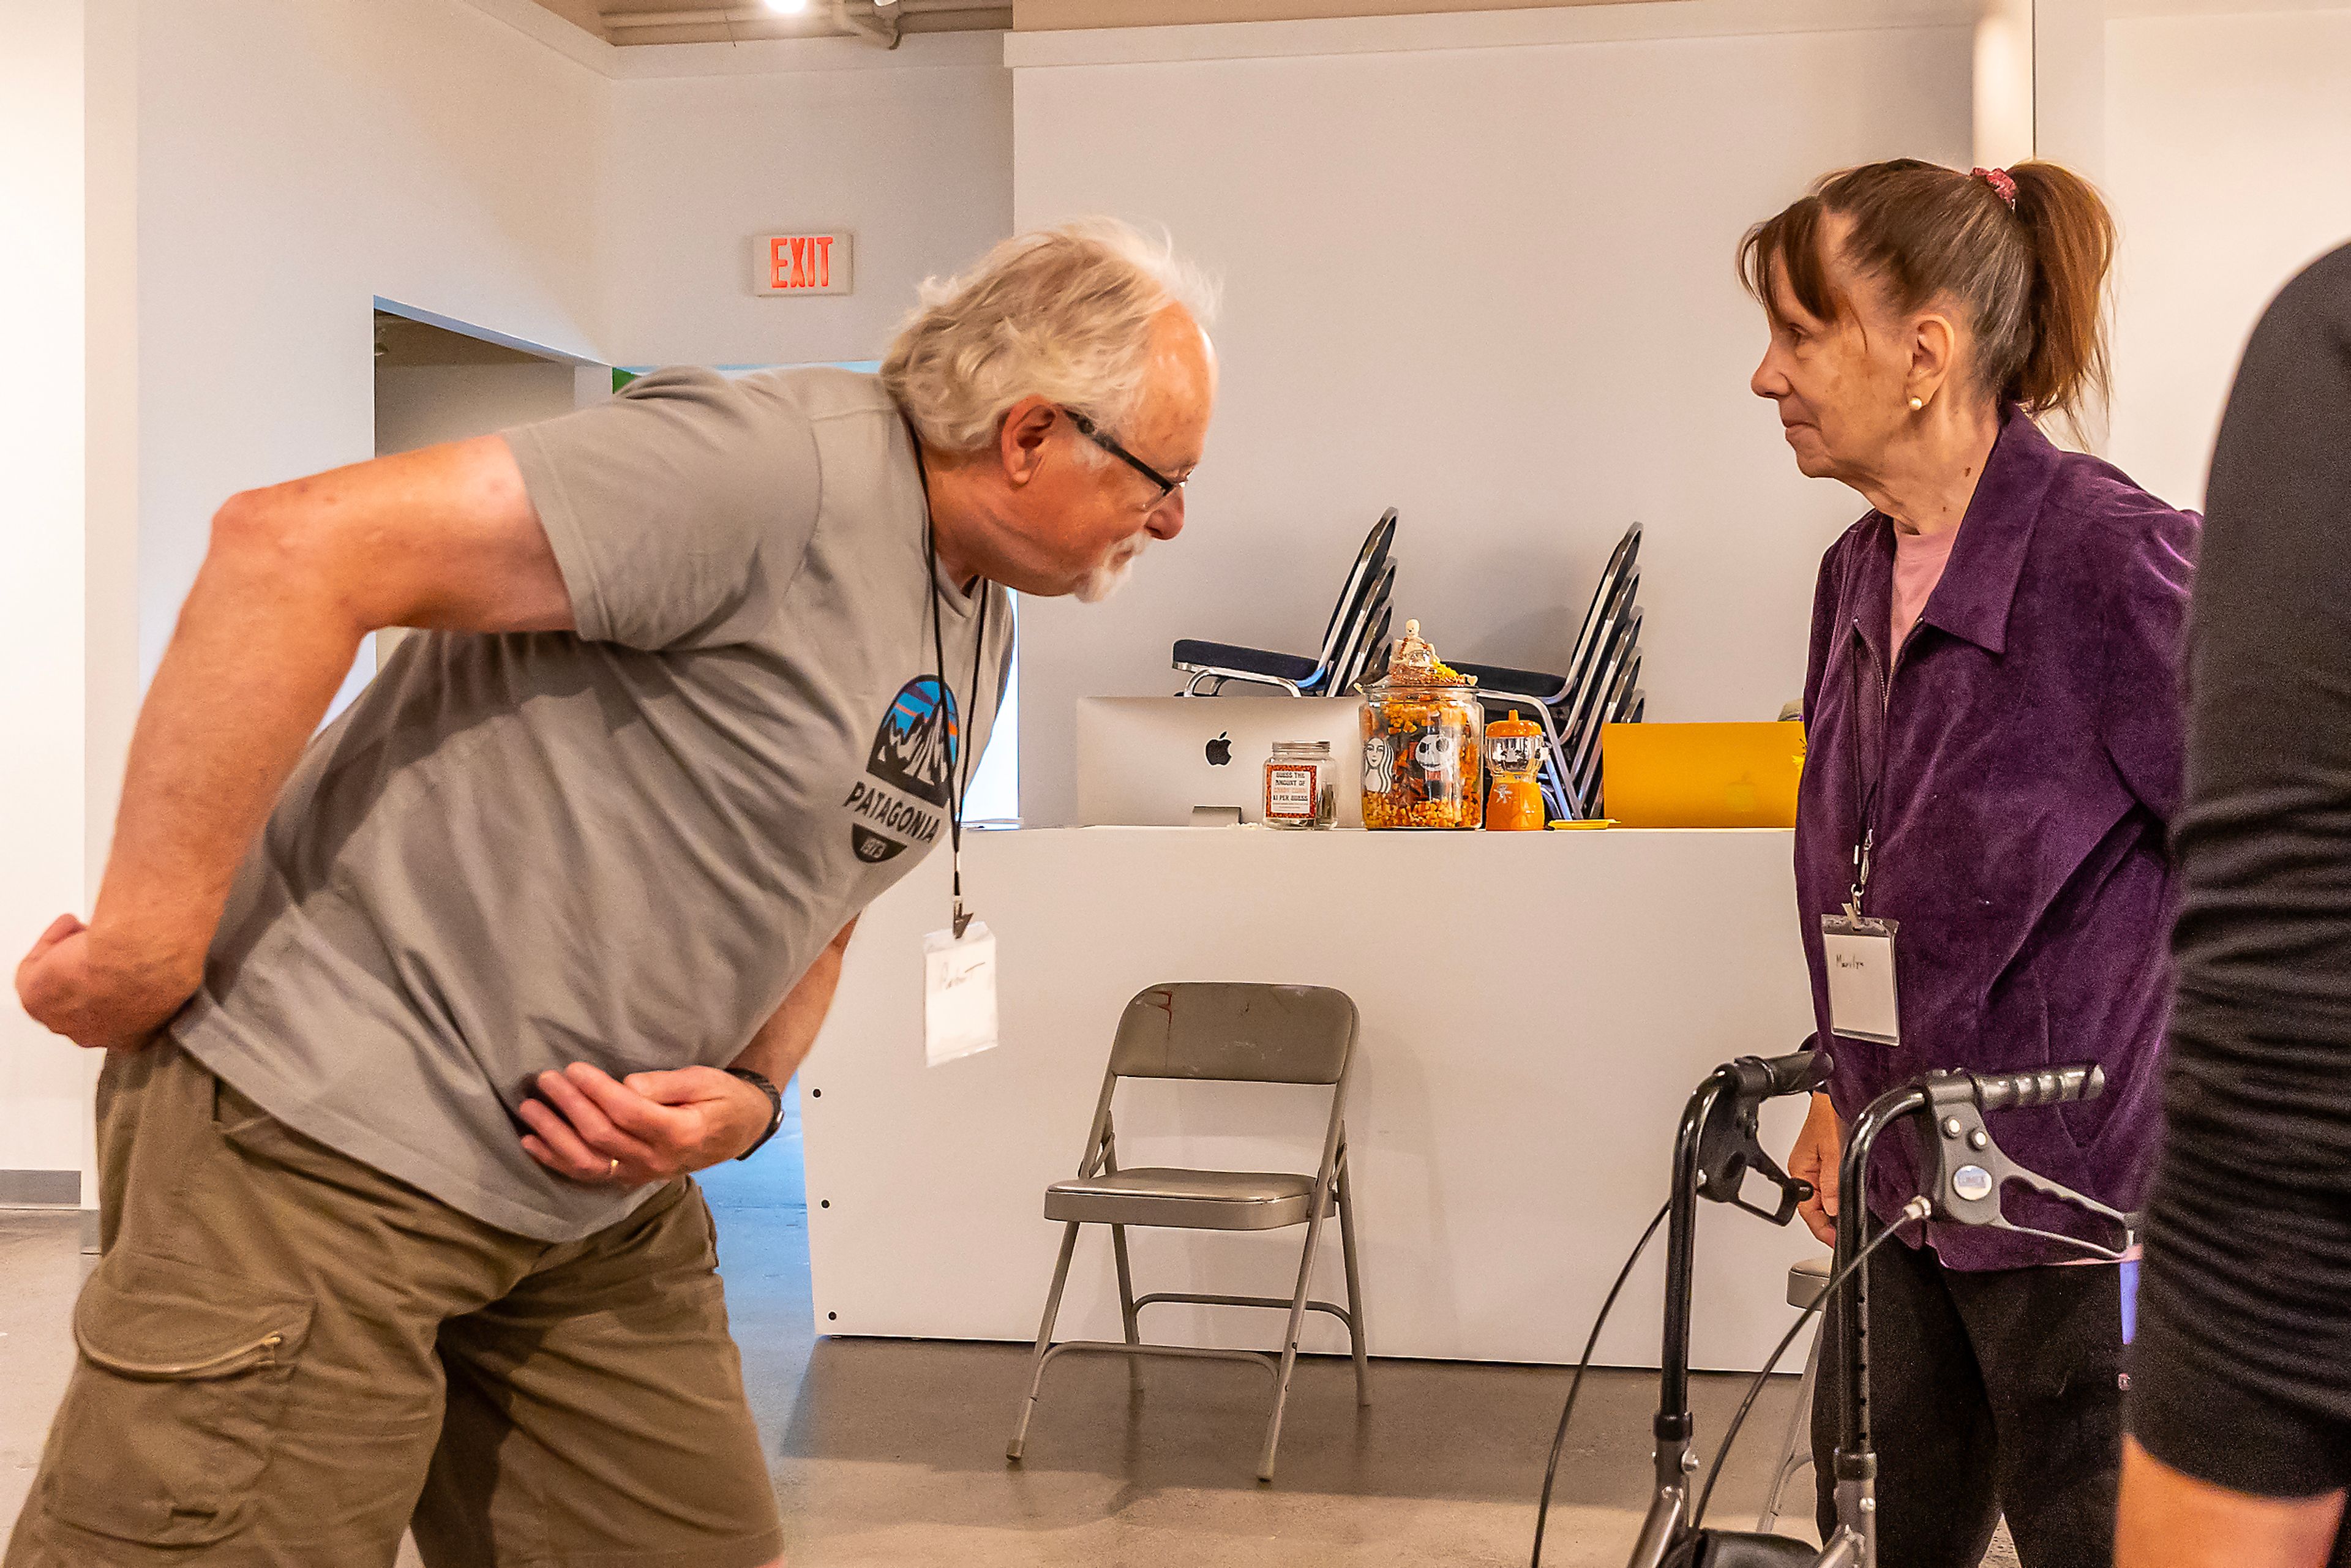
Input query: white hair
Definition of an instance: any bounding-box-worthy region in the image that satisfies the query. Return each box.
[880,219,1218,458]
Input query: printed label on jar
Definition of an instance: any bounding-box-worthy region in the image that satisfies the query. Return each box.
[1362,735,1395,795]
[1266,765,1319,820]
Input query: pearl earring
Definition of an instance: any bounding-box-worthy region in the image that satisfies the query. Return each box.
[1908,396,1925,412]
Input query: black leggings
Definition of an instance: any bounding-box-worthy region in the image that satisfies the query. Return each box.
[1810,1235,2124,1567]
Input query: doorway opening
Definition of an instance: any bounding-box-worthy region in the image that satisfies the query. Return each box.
[368,304,598,678]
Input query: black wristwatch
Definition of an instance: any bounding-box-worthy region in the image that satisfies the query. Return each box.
[726,1068,785,1161]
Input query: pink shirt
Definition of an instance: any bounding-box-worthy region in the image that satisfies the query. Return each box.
[1891,522,1960,653]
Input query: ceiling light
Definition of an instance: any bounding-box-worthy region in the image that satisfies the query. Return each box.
[762,0,809,12]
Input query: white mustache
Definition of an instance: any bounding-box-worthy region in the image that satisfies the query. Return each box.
[1074,531,1153,604]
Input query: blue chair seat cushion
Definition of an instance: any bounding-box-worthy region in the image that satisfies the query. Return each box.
[1171,640,1322,684]
[1451,659,1572,703]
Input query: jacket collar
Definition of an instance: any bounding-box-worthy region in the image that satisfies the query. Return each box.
[1911,405,2060,656]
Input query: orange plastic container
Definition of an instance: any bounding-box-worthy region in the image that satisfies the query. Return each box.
[1484,710,1547,831]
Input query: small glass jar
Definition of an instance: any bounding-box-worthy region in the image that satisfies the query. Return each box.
[1263,740,1337,830]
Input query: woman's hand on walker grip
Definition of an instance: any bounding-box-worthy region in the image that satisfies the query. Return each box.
[520,1062,774,1185]
[1788,1090,1843,1248]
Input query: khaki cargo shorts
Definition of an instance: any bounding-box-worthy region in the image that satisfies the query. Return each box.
[5,1043,784,1568]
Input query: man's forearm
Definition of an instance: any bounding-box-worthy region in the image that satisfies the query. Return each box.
[92,499,369,985]
[730,920,858,1085]
[17,439,569,1051]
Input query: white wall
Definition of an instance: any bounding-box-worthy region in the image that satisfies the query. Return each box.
[0,0,108,1195]
[1008,3,1976,825]
[135,6,1014,721]
[2099,2,2351,509]
[606,33,1014,370]
[136,0,615,696]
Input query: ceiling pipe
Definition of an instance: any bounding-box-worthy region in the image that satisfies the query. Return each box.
[601,0,1000,28]
[838,0,902,49]
[603,7,832,26]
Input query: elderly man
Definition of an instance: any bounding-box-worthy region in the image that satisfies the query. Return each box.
[9,220,1215,1568]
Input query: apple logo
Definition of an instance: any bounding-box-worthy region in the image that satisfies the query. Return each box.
[1205,731,1233,767]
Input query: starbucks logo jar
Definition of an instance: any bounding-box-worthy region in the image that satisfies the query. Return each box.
[1360,620,1483,830]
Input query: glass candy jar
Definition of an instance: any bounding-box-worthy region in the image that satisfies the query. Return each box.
[1360,620,1484,830]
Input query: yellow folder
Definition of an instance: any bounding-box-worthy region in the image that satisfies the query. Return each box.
[1600,721,1806,828]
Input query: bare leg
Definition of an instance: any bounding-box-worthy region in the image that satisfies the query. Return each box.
[2117,1438,2344,1568]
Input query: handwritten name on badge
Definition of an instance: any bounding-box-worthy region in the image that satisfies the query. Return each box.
[923,920,998,1067]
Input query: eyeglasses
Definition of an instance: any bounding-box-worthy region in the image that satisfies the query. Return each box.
[1063,408,1187,505]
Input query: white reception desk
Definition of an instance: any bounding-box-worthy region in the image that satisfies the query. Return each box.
[798,826,1822,1372]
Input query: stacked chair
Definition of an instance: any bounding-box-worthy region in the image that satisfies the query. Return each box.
[1450,523,1646,822]
[1168,509,1641,822]
[1172,510,1398,697]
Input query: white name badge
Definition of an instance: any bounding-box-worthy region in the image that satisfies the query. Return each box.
[1821,912,1901,1047]
[923,919,1000,1067]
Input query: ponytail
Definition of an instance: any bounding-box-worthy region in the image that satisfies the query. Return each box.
[1741,157,2118,430]
[2006,160,2116,424]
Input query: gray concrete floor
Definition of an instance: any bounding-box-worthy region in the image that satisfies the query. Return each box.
[5,1100,1963,1566]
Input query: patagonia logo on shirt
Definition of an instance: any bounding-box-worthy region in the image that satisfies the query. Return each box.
[845,677,956,863]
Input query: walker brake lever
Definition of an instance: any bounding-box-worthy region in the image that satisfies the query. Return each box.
[1694,1046,1831,1228]
[1922,1069,2137,1259]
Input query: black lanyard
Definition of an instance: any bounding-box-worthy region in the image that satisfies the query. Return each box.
[1845,619,1883,916]
[909,432,991,937]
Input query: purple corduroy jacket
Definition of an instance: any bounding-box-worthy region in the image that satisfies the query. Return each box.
[1795,407,2199,1270]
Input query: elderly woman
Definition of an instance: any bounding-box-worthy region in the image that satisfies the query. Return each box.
[1745,160,2197,1567]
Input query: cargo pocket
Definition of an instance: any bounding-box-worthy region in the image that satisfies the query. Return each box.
[44,1250,313,1547]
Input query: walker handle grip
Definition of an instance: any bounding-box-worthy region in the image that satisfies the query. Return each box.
[1970,1064,2104,1112]
[1695,1038,1833,1226]
[1742,1046,1833,1100]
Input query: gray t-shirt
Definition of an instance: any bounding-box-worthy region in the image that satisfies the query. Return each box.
[173,366,1013,1242]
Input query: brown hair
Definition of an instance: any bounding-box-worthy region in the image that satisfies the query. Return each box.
[1739,159,2116,423]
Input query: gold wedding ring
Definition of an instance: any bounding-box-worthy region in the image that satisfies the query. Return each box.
[608,1157,620,1180]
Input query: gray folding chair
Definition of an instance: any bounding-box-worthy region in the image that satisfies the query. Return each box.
[1005,983,1368,1483]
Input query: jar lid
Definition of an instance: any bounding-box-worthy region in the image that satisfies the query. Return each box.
[1487,708,1540,738]
[1273,740,1333,754]
[1365,618,1477,693]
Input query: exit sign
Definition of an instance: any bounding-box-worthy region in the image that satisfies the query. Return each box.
[757,231,852,296]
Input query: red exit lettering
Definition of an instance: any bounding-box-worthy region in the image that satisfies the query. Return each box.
[767,235,838,291]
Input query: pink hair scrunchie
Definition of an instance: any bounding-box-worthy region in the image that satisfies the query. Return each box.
[1973,166,2019,211]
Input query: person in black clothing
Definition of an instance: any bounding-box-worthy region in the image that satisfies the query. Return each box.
[2121,241,2351,1567]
